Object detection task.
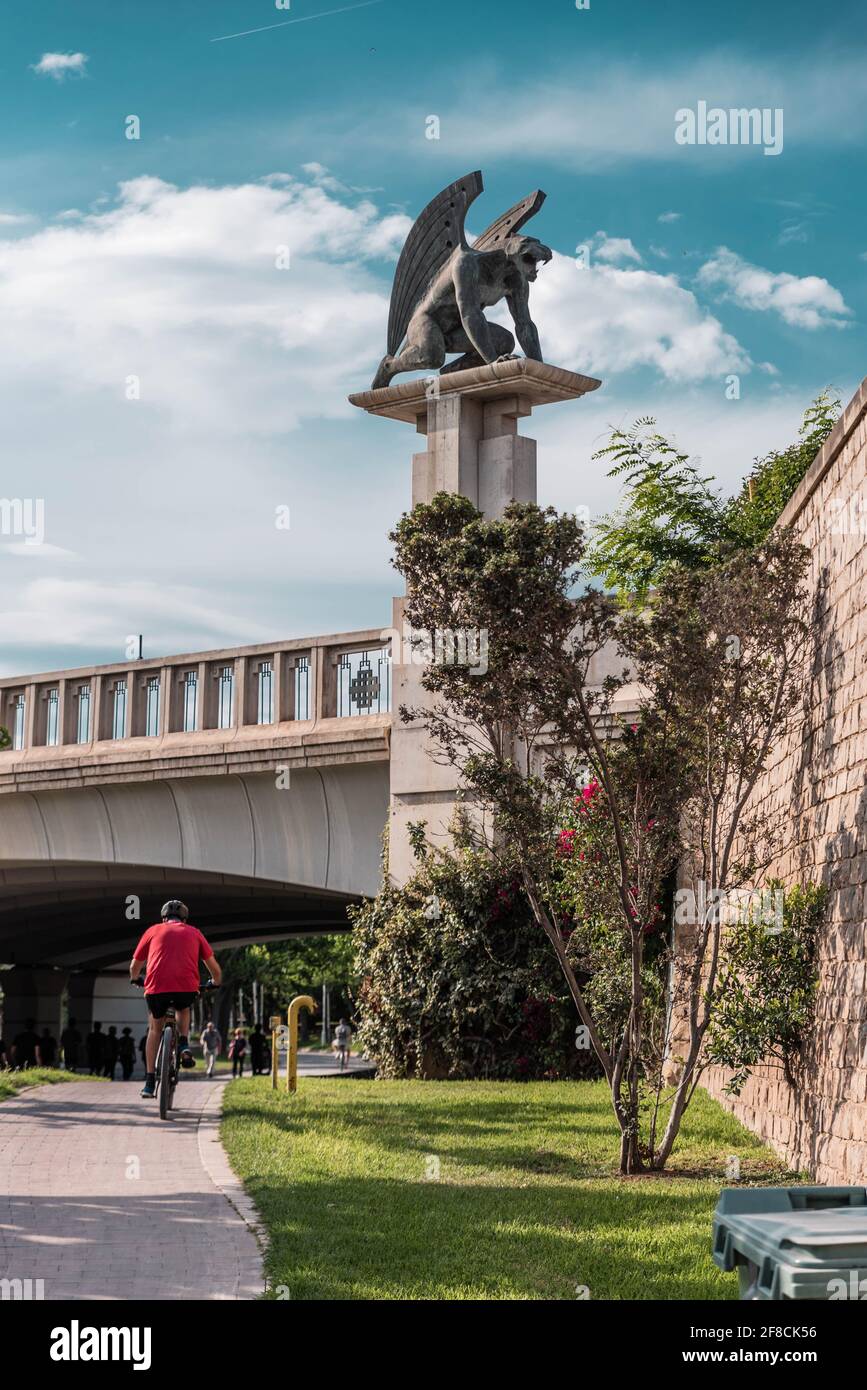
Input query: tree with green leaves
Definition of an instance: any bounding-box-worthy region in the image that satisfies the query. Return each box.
[214,935,354,1038]
[587,390,840,599]
[390,492,816,1172]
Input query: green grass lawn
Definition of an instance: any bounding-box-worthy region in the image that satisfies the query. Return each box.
[221,1077,800,1301]
[0,1067,106,1101]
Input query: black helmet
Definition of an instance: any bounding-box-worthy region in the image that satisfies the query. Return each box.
[160,899,189,921]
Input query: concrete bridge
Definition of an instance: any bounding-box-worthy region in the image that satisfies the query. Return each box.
[0,359,605,1038]
[0,627,391,1034]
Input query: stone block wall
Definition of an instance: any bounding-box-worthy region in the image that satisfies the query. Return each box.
[701,378,867,1182]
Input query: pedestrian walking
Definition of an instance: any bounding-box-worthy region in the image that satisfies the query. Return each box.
[334,1018,353,1071]
[61,1018,82,1071]
[39,1028,58,1067]
[86,1022,105,1075]
[201,1021,221,1078]
[102,1025,119,1080]
[118,1028,136,1081]
[12,1019,40,1069]
[228,1029,247,1078]
[249,1022,267,1076]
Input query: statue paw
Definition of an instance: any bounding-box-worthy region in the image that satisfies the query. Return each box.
[494,353,520,364]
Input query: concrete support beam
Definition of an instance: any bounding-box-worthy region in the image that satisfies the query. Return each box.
[67,970,98,1036]
[1,965,67,1039]
[350,358,602,885]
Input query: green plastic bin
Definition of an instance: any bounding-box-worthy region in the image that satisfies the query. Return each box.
[713,1186,867,1299]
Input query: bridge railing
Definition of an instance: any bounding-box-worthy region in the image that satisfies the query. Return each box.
[0,629,392,753]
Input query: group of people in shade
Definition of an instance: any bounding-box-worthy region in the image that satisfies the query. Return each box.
[0,1018,139,1079]
[0,1017,274,1080]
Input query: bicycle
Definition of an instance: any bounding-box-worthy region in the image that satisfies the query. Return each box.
[133,980,218,1120]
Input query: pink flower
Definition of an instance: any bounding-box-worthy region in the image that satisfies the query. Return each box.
[576,780,601,816]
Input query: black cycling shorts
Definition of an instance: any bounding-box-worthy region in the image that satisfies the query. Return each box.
[145,991,198,1018]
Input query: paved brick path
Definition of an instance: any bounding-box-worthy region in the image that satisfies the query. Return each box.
[0,1078,263,1300]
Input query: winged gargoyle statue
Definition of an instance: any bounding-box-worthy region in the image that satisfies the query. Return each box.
[371,170,552,390]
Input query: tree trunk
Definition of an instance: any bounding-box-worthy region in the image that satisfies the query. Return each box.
[618,1117,645,1174]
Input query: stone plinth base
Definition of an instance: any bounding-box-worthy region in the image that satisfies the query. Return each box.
[351,359,602,886]
[350,358,600,519]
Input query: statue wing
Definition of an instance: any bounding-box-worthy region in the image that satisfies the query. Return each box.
[472,188,547,251]
[386,170,484,356]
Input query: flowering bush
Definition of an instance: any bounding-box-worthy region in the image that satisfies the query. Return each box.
[350,834,602,1082]
[550,767,671,1064]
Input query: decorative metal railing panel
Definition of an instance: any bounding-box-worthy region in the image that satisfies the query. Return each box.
[337,649,391,718]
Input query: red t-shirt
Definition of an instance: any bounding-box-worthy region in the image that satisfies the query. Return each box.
[133,920,213,995]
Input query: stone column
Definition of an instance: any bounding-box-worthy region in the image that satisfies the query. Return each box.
[90,673,107,743]
[23,682,37,750]
[159,665,173,735]
[67,970,98,1037]
[349,358,601,885]
[1,966,67,1039]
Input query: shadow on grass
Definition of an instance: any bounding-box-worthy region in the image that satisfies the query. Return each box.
[246,1170,735,1301]
[230,1087,780,1183]
[222,1082,785,1299]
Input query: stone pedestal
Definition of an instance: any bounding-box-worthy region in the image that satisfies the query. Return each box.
[350,358,601,885]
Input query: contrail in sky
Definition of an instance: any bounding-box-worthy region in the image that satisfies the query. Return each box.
[211,0,386,43]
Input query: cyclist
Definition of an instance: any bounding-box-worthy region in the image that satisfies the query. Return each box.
[130,899,222,1099]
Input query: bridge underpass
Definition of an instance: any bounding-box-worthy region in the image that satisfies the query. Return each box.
[0,629,391,1037]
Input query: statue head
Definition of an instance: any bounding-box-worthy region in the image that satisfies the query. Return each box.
[503,233,553,282]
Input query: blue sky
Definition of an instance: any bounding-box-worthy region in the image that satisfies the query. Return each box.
[1,0,865,674]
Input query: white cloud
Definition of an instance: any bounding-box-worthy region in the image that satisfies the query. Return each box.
[0,173,422,673]
[508,251,750,382]
[2,542,77,560]
[31,52,88,81]
[658,211,681,223]
[383,52,867,171]
[697,248,852,329]
[0,174,411,435]
[0,212,34,227]
[1,577,273,654]
[300,161,350,195]
[0,172,781,678]
[777,219,810,247]
[591,231,642,265]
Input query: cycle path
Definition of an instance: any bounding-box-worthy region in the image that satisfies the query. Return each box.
[0,1077,263,1300]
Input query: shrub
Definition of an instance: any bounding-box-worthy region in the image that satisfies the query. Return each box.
[350,837,602,1082]
[705,882,825,1095]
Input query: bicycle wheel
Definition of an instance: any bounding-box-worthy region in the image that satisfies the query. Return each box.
[158,1025,174,1121]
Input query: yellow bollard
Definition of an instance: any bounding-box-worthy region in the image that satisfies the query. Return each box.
[269,1014,282,1091]
[286,996,317,1093]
